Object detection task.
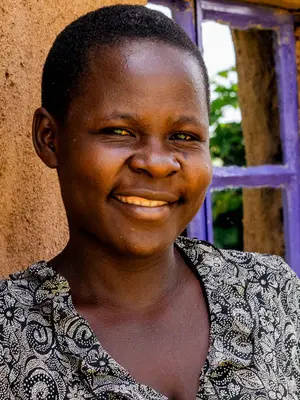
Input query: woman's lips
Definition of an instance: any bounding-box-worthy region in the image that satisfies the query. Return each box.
[111,194,176,221]
[114,195,168,207]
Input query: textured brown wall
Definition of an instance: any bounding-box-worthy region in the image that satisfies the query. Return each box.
[0,0,146,277]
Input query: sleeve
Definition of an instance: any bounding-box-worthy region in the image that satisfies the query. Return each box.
[0,280,18,399]
[272,256,300,395]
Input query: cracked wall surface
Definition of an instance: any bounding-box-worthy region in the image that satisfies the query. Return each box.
[0,0,145,277]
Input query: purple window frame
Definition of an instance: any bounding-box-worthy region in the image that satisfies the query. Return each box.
[149,0,300,274]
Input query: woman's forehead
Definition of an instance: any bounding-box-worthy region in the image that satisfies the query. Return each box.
[71,41,208,119]
[87,40,204,81]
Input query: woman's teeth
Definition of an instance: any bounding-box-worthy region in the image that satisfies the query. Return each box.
[114,196,168,207]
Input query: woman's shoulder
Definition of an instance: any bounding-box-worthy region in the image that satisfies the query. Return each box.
[177,236,300,344]
[0,261,52,323]
[176,235,299,292]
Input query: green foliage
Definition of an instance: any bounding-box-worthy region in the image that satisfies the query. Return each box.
[210,123,245,167]
[212,189,243,250]
[210,67,245,167]
[210,67,244,250]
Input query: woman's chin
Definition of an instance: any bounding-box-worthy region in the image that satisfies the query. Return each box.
[115,235,175,259]
[79,222,180,259]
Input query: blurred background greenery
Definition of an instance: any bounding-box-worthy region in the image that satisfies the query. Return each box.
[210,67,245,250]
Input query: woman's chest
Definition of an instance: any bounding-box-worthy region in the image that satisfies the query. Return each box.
[98,330,207,398]
[6,304,298,400]
[86,297,210,400]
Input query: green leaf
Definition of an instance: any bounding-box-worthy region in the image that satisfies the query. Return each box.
[210,66,244,250]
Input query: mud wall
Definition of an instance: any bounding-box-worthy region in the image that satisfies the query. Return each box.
[0,0,145,277]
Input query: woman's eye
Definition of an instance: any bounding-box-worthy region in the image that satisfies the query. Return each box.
[96,127,134,137]
[170,132,197,141]
[112,128,131,136]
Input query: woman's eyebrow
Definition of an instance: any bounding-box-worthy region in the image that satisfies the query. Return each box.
[99,112,208,129]
[100,112,138,122]
[170,115,208,128]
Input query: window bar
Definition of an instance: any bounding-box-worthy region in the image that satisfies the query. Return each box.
[148,0,197,43]
[156,0,211,240]
[187,206,210,241]
[171,2,197,44]
[190,0,300,273]
[200,0,293,29]
[211,165,293,189]
[204,190,214,243]
[149,0,300,273]
[274,22,300,273]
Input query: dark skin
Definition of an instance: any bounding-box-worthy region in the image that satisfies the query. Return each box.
[33,40,212,400]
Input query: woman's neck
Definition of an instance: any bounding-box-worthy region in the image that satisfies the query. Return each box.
[50,235,186,314]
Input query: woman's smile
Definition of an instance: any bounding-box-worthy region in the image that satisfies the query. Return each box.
[54,40,212,256]
[111,195,176,222]
[114,196,168,207]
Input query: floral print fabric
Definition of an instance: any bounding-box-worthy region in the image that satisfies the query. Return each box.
[0,236,299,399]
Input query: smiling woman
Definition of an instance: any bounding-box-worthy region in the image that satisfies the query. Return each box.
[37,35,211,259]
[1,4,300,400]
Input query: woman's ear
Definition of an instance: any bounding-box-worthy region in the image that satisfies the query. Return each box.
[32,107,59,169]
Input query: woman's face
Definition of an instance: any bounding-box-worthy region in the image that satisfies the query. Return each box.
[56,40,212,257]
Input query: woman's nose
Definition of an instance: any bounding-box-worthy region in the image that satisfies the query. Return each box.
[127,140,181,178]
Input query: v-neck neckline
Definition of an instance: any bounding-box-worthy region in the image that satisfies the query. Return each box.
[31,237,254,399]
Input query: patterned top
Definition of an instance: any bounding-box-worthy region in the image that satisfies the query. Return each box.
[0,237,299,400]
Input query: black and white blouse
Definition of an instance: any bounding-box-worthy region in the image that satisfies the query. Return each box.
[0,237,299,399]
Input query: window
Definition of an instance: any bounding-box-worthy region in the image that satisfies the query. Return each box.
[148,0,300,275]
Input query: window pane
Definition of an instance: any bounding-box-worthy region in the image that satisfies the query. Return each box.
[211,187,285,258]
[202,21,283,167]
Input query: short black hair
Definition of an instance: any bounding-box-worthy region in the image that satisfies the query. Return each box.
[42,4,210,124]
